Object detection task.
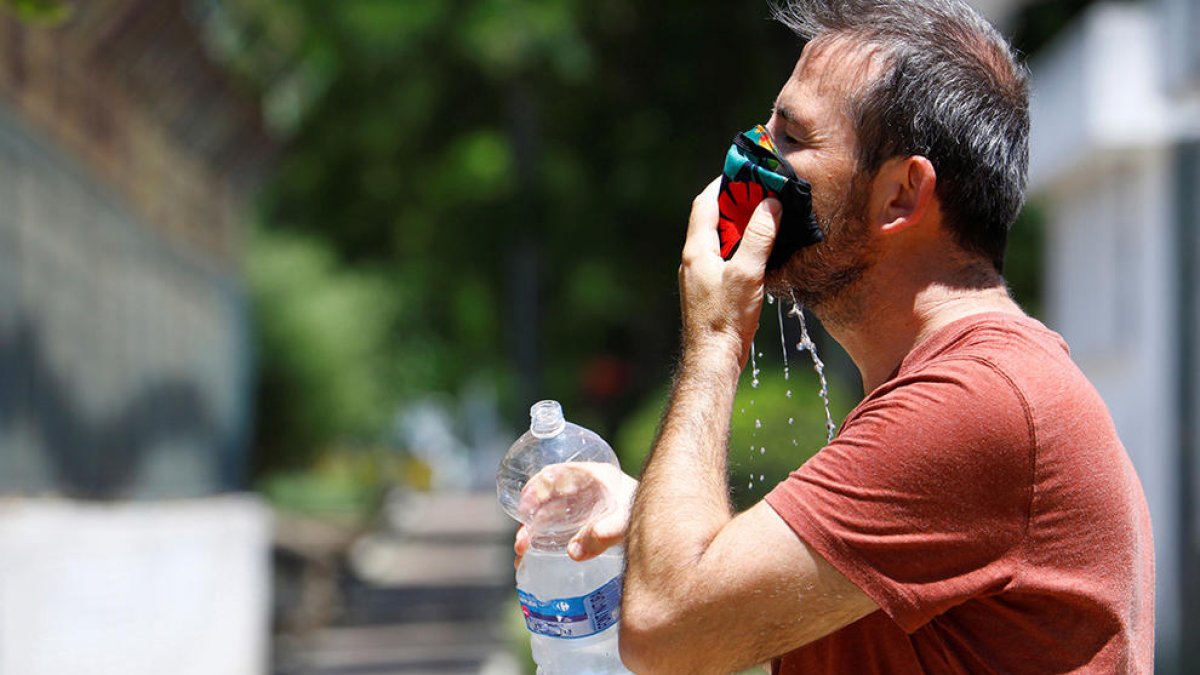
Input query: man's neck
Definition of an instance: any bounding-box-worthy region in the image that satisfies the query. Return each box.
[817,257,1024,394]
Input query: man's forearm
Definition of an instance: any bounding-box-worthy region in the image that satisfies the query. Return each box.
[625,343,742,609]
[618,183,779,672]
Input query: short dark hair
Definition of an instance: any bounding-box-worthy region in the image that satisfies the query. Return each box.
[772,0,1030,272]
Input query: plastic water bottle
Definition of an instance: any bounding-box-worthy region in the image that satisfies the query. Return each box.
[497,400,632,674]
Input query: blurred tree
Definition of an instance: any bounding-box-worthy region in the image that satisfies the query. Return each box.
[1006,203,1045,318]
[0,0,68,23]
[211,0,805,474]
[1009,0,1108,57]
[618,350,854,512]
[248,228,402,473]
[205,0,1079,478]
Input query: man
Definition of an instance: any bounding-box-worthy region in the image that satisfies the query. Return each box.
[515,0,1155,672]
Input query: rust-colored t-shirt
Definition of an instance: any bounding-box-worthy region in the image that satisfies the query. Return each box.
[764,312,1154,673]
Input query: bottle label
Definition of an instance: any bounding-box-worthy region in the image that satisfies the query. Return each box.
[518,574,622,639]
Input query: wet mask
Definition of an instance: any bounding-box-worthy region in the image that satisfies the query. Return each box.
[717,124,823,271]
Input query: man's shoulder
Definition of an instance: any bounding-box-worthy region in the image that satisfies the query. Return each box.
[843,311,1091,465]
[904,311,1070,374]
[895,311,1089,410]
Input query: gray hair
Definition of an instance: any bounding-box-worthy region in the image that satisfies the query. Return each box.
[772,0,1030,272]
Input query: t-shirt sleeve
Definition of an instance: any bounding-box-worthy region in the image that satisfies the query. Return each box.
[764,356,1035,633]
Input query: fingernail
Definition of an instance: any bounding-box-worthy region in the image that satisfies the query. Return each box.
[568,541,583,558]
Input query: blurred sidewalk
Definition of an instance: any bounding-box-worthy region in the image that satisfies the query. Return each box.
[274,491,522,675]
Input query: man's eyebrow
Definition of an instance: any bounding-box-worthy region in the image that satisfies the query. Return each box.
[772,103,811,137]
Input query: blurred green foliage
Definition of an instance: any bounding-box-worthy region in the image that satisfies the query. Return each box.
[0,0,69,23]
[248,229,400,472]
[1008,0,1108,57]
[258,447,413,519]
[616,316,854,511]
[216,0,1058,481]
[1006,202,1045,319]
[218,0,807,478]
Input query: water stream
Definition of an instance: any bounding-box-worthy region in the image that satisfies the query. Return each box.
[748,338,760,490]
[789,291,837,443]
[777,302,791,391]
[744,292,838,492]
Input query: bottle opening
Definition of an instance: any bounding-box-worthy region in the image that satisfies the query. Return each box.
[530,400,565,438]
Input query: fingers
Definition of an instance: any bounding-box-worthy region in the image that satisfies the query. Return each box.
[591,506,630,542]
[514,525,529,570]
[515,463,638,563]
[683,177,723,261]
[566,472,634,561]
[567,526,593,560]
[729,198,781,274]
[568,508,627,561]
[516,466,583,519]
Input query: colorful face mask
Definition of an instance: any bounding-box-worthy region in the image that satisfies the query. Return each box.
[717,124,824,271]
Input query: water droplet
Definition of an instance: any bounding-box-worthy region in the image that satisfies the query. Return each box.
[767,293,776,305]
[788,417,794,425]
[749,340,759,389]
[748,481,754,489]
[785,390,793,398]
[759,446,765,455]
[760,474,765,482]
[754,419,762,429]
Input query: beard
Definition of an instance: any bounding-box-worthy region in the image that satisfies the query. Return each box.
[765,173,874,316]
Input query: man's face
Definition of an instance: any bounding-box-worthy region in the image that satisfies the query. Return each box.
[763,37,881,310]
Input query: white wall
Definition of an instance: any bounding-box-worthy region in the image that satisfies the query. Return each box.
[0,496,270,675]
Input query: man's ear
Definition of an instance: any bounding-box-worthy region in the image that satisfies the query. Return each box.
[872,156,936,235]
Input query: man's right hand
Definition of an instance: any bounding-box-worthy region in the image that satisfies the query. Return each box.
[513,462,638,569]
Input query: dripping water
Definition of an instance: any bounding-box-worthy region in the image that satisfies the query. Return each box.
[789,291,837,443]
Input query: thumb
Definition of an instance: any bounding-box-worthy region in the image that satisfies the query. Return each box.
[730,198,781,272]
[567,510,626,561]
[567,522,599,561]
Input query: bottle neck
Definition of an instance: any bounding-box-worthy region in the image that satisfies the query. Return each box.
[530,400,566,438]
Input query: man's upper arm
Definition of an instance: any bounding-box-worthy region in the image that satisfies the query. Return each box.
[621,500,878,673]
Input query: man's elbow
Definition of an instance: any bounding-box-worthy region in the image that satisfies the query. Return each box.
[619,599,692,674]
[618,615,667,674]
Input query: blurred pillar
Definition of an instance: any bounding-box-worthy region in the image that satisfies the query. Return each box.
[505,81,543,418]
[1174,139,1200,673]
[507,242,541,418]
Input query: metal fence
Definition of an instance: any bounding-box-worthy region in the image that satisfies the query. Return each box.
[0,105,250,499]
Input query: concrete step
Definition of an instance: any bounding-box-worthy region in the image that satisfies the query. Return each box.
[277,621,520,675]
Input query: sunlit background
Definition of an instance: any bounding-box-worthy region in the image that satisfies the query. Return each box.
[0,0,1196,673]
